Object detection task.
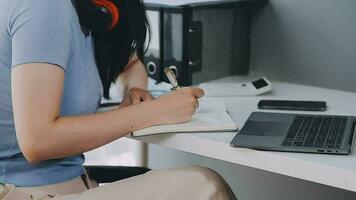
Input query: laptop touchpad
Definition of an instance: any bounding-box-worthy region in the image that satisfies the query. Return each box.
[239,121,289,137]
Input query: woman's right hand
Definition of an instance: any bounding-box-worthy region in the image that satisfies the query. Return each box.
[154,87,205,125]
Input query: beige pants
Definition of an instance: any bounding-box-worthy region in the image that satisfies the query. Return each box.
[0,166,237,200]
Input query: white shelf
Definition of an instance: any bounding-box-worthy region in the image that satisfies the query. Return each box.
[143,0,248,7]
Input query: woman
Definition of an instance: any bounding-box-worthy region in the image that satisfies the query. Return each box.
[0,0,237,199]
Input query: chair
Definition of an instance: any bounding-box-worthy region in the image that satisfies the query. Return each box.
[84,166,150,183]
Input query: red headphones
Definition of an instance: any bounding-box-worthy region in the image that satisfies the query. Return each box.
[92,0,120,30]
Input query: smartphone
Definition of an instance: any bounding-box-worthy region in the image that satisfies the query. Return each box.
[258,100,327,111]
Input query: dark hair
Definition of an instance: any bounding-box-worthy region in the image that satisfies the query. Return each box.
[74,0,150,99]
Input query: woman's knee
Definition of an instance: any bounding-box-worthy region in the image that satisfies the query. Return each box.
[176,166,237,200]
[182,166,222,182]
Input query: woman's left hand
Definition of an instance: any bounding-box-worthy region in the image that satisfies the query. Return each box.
[120,87,154,108]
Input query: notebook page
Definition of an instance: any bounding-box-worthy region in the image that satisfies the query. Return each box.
[133,112,237,136]
[196,99,227,113]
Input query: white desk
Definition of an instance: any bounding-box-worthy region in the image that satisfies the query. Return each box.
[128,75,356,192]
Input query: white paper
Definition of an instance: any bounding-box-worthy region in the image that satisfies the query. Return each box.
[196,99,226,113]
[199,82,244,96]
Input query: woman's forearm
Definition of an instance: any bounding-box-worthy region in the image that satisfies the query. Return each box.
[11,62,154,163]
[12,60,201,164]
[24,100,161,163]
[119,59,148,92]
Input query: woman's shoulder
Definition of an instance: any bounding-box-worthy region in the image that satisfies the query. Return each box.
[26,0,75,17]
[8,0,84,70]
[9,0,77,24]
[7,0,79,37]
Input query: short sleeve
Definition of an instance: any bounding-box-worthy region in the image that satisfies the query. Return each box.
[9,1,75,70]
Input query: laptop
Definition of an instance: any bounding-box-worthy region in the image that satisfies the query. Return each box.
[230,112,356,155]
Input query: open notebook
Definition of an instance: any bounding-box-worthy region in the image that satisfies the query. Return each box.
[132,100,238,137]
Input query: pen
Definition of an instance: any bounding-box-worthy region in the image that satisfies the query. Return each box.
[164,66,180,90]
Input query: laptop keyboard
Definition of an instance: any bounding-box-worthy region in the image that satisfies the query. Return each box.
[282,115,348,149]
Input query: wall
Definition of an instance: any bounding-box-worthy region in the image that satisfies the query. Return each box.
[148,0,356,200]
[250,0,356,92]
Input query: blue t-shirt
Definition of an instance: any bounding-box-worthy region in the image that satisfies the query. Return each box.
[0,0,103,186]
